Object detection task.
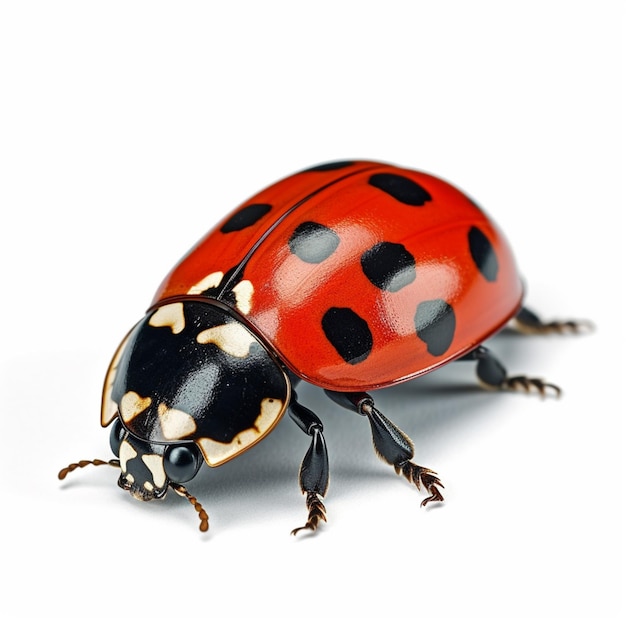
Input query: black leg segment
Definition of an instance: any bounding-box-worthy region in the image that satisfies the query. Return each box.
[325,390,444,507]
[460,345,560,397]
[288,392,329,535]
[514,306,593,334]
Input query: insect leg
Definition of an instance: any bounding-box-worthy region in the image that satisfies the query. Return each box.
[325,391,444,507]
[513,306,593,335]
[459,345,560,397]
[288,392,329,535]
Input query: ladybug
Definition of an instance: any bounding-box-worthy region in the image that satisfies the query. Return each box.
[59,160,587,534]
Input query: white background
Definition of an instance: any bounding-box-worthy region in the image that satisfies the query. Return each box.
[1,2,623,625]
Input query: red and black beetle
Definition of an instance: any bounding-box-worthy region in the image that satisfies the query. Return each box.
[59,160,587,533]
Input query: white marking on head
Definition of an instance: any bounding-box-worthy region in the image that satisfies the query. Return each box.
[149,303,186,334]
[119,440,138,472]
[142,454,167,488]
[126,473,135,484]
[197,397,284,466]
[232,280,254,314]
[120,391,152,423]
[196,323,256,358]
[187,271,224,295]
[158,403,197,440]
[143,481,154,492]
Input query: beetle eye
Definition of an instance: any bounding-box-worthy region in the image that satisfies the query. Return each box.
[109,419,126,457]
[164,444,201,484]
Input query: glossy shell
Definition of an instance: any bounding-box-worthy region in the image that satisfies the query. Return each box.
[153,160,523,391]
[101,301,290,466]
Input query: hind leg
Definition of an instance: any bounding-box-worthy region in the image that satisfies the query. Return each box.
[514,306,593,335]
[459,345,560,397]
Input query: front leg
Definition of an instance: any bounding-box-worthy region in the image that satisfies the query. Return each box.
[288,392,329,535]
[325,390,444,507]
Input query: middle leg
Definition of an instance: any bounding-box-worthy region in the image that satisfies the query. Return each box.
[325,390,444,507]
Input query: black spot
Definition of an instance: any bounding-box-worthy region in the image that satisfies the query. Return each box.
[361,242,416,292]
[414,300,456,356]
[322,307,373,365]
[220,203,272,233]
[368,173,432,206]
[288,222,340,263]
[304,161,355,172]
[468,226,499,281]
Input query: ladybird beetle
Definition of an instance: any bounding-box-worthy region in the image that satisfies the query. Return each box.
[59,160,588,534]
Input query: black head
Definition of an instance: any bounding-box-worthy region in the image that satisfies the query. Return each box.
[108,419,203,501]
[59,299,289,531]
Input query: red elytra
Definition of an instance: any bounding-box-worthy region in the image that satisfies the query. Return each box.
[153,160,522,391]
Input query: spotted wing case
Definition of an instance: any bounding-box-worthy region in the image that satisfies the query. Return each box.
[153,161,523,391]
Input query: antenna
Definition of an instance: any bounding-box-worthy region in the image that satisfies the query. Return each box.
[172,484,209,532]
[58,458,121,480]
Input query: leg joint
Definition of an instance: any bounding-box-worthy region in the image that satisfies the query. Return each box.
[324,389,373,414]
[288,393,324,435]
